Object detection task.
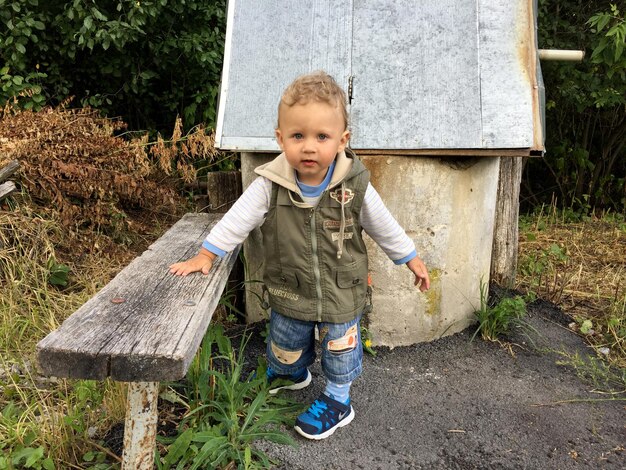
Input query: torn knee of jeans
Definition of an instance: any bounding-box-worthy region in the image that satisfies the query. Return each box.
[319,326,329,342]
[326,324,358,353]
[270,341,302,364]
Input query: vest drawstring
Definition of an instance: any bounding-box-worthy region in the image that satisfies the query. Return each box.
[337,181,346,259]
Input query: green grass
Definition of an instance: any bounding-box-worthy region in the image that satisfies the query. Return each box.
[0,206,129,468]
[157,325,303,469]
[471,282,537,346]
[518,207,626,390]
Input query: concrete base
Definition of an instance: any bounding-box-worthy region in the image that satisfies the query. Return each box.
[240,153,500,347]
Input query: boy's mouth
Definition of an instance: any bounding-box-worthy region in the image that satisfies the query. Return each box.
[301,159,317,166]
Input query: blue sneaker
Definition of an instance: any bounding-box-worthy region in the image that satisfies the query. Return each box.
[294,393,355,440]
[267,368,312,395]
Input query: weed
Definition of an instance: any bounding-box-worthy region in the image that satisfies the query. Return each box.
[554,350,626,397]
[519,242,570,303]
[0,206,128,467]
[46,256,70,288]
[360,326,377,356]
[518,209,626,370]
[158,325,302,469]
[0,444,54,470]
[472,283,537,346]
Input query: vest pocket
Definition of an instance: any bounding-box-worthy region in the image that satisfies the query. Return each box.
[265,269,303,304]
[329,261,367,313]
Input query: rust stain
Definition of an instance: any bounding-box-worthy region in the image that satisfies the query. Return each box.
[361,154,387,189]
[516,0,543,152]
[122,382,158,470]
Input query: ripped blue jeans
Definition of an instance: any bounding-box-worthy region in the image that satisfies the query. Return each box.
[266,310,363,384]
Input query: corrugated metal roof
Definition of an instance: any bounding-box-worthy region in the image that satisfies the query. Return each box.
[216,0,544,155]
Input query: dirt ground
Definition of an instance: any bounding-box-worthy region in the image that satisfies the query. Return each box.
[238,298,626,469]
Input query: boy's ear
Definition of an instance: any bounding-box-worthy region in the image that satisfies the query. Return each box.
[338,130,351,152]
[275,129,285,150]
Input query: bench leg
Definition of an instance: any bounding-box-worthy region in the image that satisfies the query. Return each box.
[122,381,159,470]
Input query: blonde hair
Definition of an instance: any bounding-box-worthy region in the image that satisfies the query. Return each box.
[278,71,348,129]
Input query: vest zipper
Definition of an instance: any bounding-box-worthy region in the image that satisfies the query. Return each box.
[310,208,323,321]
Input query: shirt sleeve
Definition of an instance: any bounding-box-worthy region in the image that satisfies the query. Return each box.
[360,183,417,264]
[202,176,271,256]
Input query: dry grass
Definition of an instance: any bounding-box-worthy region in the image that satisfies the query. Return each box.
[0,201,141,465]
[518,207,626,368]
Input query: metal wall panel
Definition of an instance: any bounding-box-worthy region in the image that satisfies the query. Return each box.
[217,0,352,150]
[350,0,482,149]
[478,0,535,148]
[216,0,539,151]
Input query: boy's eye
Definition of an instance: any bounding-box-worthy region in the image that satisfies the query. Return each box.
[318,134,328,141]
[293,133,303,139]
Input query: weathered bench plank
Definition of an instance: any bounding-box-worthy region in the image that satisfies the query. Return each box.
[0,159,20,183]
[37,213,239,382]
[0,180,17,201]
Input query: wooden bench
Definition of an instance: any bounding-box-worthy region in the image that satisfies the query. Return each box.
[36,213,240,469]
[0,160,20,202]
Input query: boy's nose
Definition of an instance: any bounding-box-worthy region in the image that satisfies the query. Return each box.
[302,138,316,153]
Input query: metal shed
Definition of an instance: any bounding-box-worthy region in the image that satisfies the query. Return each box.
[216,0,544,155]
[215,0,545,346]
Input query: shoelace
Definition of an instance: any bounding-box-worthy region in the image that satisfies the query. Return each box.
[308,399,329,418]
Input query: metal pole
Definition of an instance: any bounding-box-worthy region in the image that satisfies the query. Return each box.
[538,49,585,62]
[122,381,159,470]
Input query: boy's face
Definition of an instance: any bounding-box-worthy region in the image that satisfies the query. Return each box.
[275,100,350,186]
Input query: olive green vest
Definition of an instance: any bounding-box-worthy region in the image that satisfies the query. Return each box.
[261,157,370,323]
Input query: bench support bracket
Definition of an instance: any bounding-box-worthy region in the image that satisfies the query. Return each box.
[122,381,159,470]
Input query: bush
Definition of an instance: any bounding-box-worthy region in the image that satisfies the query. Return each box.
[0,0,227,132]
[525,1,626,212]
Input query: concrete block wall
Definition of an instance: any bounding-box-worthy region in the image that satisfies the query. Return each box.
[240,153,500,347]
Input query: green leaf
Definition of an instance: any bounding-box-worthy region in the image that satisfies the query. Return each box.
[15,43,26,54]
[48,257,70,287]
[580,320,593,334]
[25,447,44,467]
[84,16,93,30]
[597,14,611,32]
[91,8,108,21]
[606,24,621,37]
[164,428,193,466]
[615,41,624,62]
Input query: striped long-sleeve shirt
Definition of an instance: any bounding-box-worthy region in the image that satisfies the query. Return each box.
[202,176,417,265]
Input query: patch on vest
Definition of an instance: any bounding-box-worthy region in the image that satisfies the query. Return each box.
[329,187,355,205]
[323,218,354,229]
[268,287,299,301]
[331,232,354,242]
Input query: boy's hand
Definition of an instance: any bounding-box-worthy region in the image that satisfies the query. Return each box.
[406,256,430,292]
[169,249,216,276]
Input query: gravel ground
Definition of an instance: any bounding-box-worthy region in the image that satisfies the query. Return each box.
[241,299,626,469]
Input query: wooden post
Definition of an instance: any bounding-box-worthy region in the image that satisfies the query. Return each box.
[490,157,523,288]
[206,170,242,213]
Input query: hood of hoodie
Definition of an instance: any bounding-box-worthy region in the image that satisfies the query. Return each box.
[254,149,366,195]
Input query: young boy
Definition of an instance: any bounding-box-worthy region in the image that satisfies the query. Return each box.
[170,71,430,440]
